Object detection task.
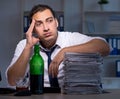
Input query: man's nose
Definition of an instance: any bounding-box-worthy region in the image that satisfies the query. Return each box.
[43,23,49,31]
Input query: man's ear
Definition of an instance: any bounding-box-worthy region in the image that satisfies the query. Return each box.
[55,18,59,28]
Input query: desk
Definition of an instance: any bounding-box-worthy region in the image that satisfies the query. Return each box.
[0,89,120,99]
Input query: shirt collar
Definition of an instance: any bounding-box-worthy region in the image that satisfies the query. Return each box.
[55,31,63,48]
[39,43,60,52]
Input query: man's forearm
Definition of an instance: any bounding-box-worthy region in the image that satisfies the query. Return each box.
[64,39,110,56]
[7,46,32,86]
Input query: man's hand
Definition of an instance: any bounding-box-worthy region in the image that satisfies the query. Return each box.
[26,19,40,48]
[49,48,65,77]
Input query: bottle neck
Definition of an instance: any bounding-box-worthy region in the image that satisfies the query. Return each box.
[34,52,40,55]
[34,45,40,54]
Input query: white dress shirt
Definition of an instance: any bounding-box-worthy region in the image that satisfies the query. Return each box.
[6,31,106,88]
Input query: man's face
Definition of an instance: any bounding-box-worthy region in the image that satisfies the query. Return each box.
[32,9,58,43]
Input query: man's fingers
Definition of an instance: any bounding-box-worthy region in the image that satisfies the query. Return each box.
[26,19,35,35]
[49,62,58,78]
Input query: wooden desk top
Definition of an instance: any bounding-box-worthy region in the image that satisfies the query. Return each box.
[0,89,120,99]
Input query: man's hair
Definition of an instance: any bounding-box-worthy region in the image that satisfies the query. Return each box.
[29,4,56,23]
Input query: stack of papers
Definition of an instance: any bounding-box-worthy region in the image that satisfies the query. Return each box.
[61,52,103,94]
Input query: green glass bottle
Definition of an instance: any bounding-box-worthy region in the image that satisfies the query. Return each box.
[30,44,44,94]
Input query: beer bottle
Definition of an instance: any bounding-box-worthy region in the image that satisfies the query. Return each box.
[30,44,44,94]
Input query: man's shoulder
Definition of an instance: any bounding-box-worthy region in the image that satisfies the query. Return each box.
[58,31,82,37]
[58,31,81,34]
[58,31,72,36]
[17,39,26,46]
[58,31,71,34]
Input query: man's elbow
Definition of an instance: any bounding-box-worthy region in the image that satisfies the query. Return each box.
[7,78,16,86]
[100,43,111,56]
[7,71,16,86]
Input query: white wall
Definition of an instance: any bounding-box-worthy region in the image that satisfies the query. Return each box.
[0,0,22,87]
[23,0,64,11]
[64,0,82,32]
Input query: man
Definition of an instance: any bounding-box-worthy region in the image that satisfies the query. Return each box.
[6,4,110,88]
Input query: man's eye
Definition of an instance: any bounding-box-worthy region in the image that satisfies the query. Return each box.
[47,19,53,23]
[35,22,41,26]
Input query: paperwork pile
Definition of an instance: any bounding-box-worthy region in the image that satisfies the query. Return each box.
[61,52,103,94]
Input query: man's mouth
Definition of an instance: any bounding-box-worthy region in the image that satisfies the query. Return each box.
[44,32,51,37]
